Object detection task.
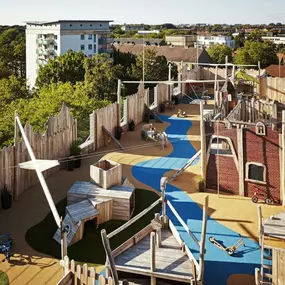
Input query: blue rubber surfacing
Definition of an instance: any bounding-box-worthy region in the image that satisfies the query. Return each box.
[131,115,261,285]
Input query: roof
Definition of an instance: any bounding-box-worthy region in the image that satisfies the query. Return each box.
[265,64,285,78]
[113,44,210,63]
[113,38,165,45]
[25,20,113,25]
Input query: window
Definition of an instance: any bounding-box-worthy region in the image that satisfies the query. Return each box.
[255,122,266,136]
[80,45,85,50]
[54,35,58,40]
[246,162,266,183]
[88,34,92,40]
[210,137,232,155]
[80,34,85,40]
[54,45,58,50]
[88,44,92,50]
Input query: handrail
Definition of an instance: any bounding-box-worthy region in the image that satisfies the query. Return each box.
[166,200,200,248]
[107,198,162,239]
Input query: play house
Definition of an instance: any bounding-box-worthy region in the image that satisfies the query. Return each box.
[53,159,135,246]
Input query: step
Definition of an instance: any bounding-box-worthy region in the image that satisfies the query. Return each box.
[263,264,272,270]
[263,255,272,260]
[263,273,273,280]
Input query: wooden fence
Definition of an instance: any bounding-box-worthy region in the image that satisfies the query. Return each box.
[0,104,77,208]
[258,77,285,102]
[57,256,129,285]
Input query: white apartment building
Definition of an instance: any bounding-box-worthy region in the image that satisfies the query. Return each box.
[26,20,113,87]
[262,36,285,45]
[195,35,235,49]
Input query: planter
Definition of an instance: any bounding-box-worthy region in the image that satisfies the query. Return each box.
[143,113,150,123]
[74,157,82,168]
[198,181,205,192]
[128,121,135,131]
[1,187,12,210]
[67,157,75,171]
[115,127,122,140]
[159,103,165,113]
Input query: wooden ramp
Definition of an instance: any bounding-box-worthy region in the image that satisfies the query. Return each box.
[102,126,125,150]
[114,229,194,283]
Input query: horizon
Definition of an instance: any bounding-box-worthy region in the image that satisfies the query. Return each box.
[0,0,284,26]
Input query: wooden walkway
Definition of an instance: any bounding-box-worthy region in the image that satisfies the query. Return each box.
[264,211,285,240]
[114,229,194,283]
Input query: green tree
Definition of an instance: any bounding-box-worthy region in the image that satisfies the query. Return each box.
[35,50,86,88]
[84,53,124,101]
[234,33,246,49]
[207,44,233,64]
[234,40,279,68]
[246,29,264,42]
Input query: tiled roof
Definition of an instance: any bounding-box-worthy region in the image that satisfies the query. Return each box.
[265,64,285,78]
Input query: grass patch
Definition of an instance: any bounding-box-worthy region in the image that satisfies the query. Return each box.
[25,189,160,265]
[0,271,9,285]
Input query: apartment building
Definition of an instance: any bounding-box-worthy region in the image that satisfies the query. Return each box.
[262,35,285,45]
[121,24,144,31]
[195,35,235,48]
[26,20,113,87]
[165,35,197,47]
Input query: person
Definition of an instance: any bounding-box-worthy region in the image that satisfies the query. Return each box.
[158,132,168,150]
[149,124,157,138]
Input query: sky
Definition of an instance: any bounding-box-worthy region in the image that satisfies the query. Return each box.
[0,0,284,26]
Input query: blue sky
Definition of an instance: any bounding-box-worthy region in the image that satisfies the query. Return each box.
[0,0,284,25]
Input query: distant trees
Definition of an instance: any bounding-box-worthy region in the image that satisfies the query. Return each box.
[207,44,233,64]
[234,40,278,68]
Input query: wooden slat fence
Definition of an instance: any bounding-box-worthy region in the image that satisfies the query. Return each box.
[258,77,285,102]
[0,104,77,209]
[57,256,127,285]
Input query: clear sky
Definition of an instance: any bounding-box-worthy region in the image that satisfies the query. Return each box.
[0,0,284,26]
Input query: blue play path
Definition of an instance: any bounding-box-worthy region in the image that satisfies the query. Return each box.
[131,115,261,285]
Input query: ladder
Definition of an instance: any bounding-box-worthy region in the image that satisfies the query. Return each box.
[260,225,273,285]
[170,150,201,182]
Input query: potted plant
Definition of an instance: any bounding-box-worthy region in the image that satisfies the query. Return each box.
[115,126,123,140]
[196,175,205,192]
[69,140,82,169]
[128,119,135,131]
[1,185,12,210]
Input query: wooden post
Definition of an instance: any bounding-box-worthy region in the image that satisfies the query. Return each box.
[117,79,121,104]
[154,213,162,247]
[272,102,277,130]
[60,217,67,261]
[14,110,18,146]
[214,66,218,108]
[160,177,168,225]
[116,103,120,129]
[198,195,209,281]
[257,206,262,247]
[237,127,245,196]
[13,110,19,200]
[255,268,261,285]
[101,229,119,285]
[282,111,285,206]
[200,102,206,182]
[150,232,156,285]
[191,260,198,285]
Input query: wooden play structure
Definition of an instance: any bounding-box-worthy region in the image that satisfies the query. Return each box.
[57,256,130,285]
[54,160,135,246]
[255,206,285,285]
[101,177,209,285]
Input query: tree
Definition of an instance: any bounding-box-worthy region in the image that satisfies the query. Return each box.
[234,33,246,49]
[84,53,124,101]
[35,50,86,88]
[132,49,177,83]
[246,29,264,42]
[234,40,279,68]
[207,44,233,64]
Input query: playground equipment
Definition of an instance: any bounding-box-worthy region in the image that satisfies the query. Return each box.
[251,186,273,205]
[177,109,187,118]
[209,235,245,256]
[0,233,14,262]
[141,124,169,149]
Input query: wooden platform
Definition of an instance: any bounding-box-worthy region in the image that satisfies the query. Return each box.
[264,211,285,240]
[114,229,194,283]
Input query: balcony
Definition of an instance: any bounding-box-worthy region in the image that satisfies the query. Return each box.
[98,48,113,54]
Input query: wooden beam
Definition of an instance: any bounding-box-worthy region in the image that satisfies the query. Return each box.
[237,127,245,196]
[101,229,119,285]
[200,102,206,181]
[102,126,125,150]
[167,200,200,247]
[107,198,162,238]
[160,177,168,225]
[198,195,209,281]
[150,232,156,285]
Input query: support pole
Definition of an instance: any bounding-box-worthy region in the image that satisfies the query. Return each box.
[237,127,245,196]
[160,177,168,225]
[14,110,18,146]
[101,229,119,285]
[150,232,156,285]
[255,268,261,285]
[214,66,218,110]
[154,213,162,247]
[282,111,285,206]
[198,195,209,281]
[257,206,262,246]
[200,102,206,183]
[117,79,121,104]
[15,115,61,228]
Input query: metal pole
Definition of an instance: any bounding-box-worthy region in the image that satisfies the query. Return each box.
[217,120,220,198]
[117,79,121,104]
[15,115,61,227]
